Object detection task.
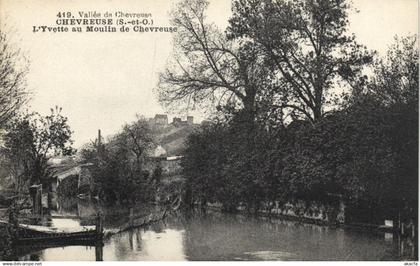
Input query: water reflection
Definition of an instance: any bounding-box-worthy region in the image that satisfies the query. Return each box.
[177,213,393,261]
[15,199,415,261]
[103,228,186,260]
[51,218,80,228]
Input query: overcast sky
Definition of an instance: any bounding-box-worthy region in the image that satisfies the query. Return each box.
[1,0,418,147]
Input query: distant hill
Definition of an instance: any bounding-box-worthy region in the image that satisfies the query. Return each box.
[150,124,199,156]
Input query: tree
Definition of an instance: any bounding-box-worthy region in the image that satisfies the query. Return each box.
[81,116,157,204]
[158,0,272,121]
[228,0,373,122]
[354,35,419,224]
[3,106,74,191]
[1,116,33,193]
[367,35,418,107]
[0,28,29,128]
[120,115,155,170]
[182,116,282,213]
[182,121,234,210]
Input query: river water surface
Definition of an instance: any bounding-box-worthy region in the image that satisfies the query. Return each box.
[16,199,414,261]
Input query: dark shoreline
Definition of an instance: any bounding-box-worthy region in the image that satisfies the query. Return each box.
[204,204,395,234]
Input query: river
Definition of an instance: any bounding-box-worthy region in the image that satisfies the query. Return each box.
[15,198,415,261]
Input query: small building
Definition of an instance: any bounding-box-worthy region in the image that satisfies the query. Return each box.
[154,114,168,125]
[51,163,94,194]
[172,117,182,125]
[171,116,193,127]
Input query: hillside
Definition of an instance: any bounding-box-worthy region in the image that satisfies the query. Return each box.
[151,124,199,156]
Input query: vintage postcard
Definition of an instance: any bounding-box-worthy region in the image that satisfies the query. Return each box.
[0,0,418,263]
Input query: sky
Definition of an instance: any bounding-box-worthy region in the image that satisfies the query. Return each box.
[0,0,418,147]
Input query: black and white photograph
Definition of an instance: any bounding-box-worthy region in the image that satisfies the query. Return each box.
[0,0,418,262]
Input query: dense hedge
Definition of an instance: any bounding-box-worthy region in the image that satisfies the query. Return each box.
[56,174,79,197]
[182,98,418,225]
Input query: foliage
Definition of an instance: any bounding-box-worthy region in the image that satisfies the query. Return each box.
[80,116,158,204]
[56,174,78,197]
[119,116,155,167]
[366,35,418,107]
[182,114,282,213]
[0,223,15,260]
[180,33,417,224]
[0,28,29,128]
[227,0,373,122]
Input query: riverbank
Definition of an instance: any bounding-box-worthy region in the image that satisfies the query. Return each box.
[204,203,407,235]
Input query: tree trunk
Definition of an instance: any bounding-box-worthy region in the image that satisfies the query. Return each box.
[313,104,322,122]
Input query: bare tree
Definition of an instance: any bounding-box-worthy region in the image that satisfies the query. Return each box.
[0,27,29,128]
[158,0,269,120]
